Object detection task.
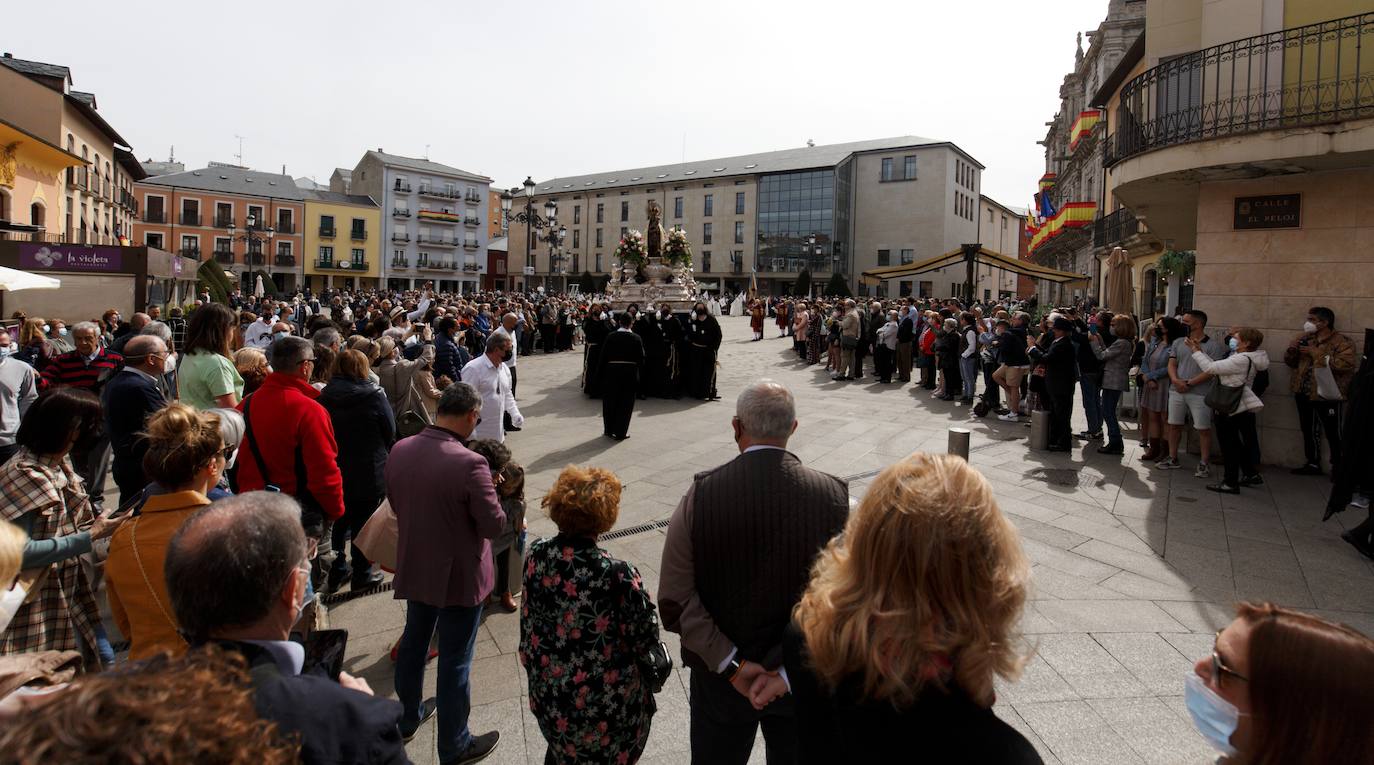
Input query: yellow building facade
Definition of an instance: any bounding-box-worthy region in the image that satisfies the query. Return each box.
[0,117,85,237]
[302,191,381,291]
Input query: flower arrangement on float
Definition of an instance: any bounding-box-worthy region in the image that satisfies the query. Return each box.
[614,229,648,267]
[663,226,693,268]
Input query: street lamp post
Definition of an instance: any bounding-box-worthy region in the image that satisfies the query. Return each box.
[500,176,561,292]
[226,213,275,293]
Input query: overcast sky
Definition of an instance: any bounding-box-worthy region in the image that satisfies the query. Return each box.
[10,0,1111,209]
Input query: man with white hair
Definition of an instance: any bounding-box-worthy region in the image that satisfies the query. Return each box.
[491,312,522,432]
[102,334,169,505]
[659,379,849,763]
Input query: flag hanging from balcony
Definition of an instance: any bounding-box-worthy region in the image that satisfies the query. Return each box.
[1036,192,1057,220]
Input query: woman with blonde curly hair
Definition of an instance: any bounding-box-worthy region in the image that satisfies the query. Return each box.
[519,465,663,765]
[764,453,1040,764]
[232,346,270,397]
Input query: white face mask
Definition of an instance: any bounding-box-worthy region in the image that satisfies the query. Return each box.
[1303,321,1317,334]
[0,583,28,634]
[599,312,608,321]
[41,324,50,334]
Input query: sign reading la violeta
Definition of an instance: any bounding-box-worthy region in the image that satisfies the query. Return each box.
[20,244,124,272]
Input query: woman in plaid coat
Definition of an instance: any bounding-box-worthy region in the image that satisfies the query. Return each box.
[0,388,127,670]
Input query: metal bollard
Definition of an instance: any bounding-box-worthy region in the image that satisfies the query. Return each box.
[1029,410,1049,451]
[948,427,971,461]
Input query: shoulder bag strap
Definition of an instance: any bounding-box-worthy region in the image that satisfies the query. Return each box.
[240,394,279,490]
[130,517,189,645]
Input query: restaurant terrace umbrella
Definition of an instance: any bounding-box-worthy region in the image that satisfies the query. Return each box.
[1104,247,1134,315]
[0,266,60,292]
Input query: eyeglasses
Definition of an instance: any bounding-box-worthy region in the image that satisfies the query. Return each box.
[1210,629,1248,688]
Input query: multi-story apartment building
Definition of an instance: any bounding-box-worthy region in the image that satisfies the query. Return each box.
[0,53,146,246]
[513,137,988,297]
[1099,0,1374,466]
[133,166,306,293]
[1029,1,1146,307]
[0,117,85,240]
[970,196,1024,302]
[487,189,505,241]
[302,191,381,292]
[343,151,491,293]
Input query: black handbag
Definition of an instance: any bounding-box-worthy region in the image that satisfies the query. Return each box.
[1204,357,1252,416]
[639,640,674,694]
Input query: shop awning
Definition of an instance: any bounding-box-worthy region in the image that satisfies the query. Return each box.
[860,246,1090,286]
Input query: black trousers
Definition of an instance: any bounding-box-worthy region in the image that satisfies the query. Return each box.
[689,669,796,765]
[504,367,518,430]
[1216,411,1260,486]
[111,455,145,509]
[982,361,1001,407]
[540,324,557,353]
[1295,392,1342,467]
[1048,388,1075,449]
[601,366,638,437]
[873,345,892,381]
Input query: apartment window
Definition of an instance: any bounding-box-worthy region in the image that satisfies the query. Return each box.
[620,201,629,222]
[919,281,933,298]
[145,232,163,249]
[214,236,231,253]
[351,248,364,263]
[595,253,603,272]
[320,214,335,234]
[277,241,292,258]
[573,205,581,224]
[903,155,917,180]
[247,205,264,226]
[278,208,293,232]
[900,281,913,297]
[215,202,233,226]
[900,248,914,265]
[444,182,457,197]
[702,222,712,245]
[734,221,744,244]
[674,196,683,218]
[702,251,712,272]
[595,228,603,247]
[877,249,891,266]
[881,158,894,181]
[596,203,604,223]
[571,253,580,272]
[393,249,405,263]
[248,239,263,254]
[351,218,366,238]
[703,194,713,217]
[572,229,580,248]
[735,192,745,215]
[1002,216,1008,231]
[180,199,199,226]
[180,234,198,253]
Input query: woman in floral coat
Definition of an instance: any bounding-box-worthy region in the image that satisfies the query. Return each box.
[520,465,661,765]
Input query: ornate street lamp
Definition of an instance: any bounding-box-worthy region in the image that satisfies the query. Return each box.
[500,176,563,291]
[226,212,275,292]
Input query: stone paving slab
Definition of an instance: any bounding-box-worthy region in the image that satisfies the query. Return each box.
[325,315,1374,765]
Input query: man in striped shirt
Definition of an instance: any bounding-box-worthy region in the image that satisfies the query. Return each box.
[40,321,122,508]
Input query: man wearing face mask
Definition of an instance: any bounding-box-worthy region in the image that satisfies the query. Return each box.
[687,301,723,401]
[164,493,408,764]
[46,320,74,355]
[101,335,170,506]
[1284,306,1357,476]
[0,329,38,466]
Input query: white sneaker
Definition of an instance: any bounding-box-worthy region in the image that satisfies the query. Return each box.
[1156,457,1181,470]
[1352,495,1371,509]
[1194,462,1211,479]
[998,412,1020,422]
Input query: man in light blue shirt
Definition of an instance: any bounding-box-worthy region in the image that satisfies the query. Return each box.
[0,328,38,465]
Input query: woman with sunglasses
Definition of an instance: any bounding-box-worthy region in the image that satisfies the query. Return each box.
[104,403,226,660]
[1187,602,1374,763]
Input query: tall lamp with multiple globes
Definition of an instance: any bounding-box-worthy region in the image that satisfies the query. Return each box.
[225,212,275,292]
[500,176,567,291]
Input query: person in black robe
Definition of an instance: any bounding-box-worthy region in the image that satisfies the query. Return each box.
[582,303,612,398]
[1040,317,1079,451]
[631,305,664,400]
[657,306,685,399]
[686,301,723,401]
[597,312,644,440]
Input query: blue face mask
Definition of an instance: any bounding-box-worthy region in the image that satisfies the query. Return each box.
[1184,673,1240,757]
[1228,337,1239,352]
[274,331,290,342]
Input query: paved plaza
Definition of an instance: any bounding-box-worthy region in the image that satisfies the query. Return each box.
[327,315,1374,765]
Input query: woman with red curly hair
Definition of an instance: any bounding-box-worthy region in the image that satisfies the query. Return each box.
[519,465,664,765]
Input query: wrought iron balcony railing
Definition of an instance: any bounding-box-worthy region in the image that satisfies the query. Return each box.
[1107,12,1374,166]
[1093,208,1140,249]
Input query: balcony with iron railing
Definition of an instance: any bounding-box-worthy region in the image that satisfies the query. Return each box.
[274,255,296,267]
[67,166,89,191]
[418,186,461,200]
[276,221,295,235]
[463,216,480,227]
[246,252,266,267]
[462,238,479,250]
[144,210,166,224]
[390,258,411,269]
[417,259,457,271]
[350,229,368,241]
[393,181,413,193]
[1093,208,1141,249]
[214,215,235,228]
[180,213,202,226]
[316,259,369,271]
[393,208,412,218]
[418,234,457,247]
[179,247,201,259]
[391,233,411,243]
[214,250,235,265]
[1107,12,1374,167]
[319,226,336,237]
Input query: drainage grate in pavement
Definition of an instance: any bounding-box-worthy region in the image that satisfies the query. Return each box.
[601,518,672,541]
[321,580,394,606]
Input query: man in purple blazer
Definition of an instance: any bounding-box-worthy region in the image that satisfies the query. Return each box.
[387,382,505,765]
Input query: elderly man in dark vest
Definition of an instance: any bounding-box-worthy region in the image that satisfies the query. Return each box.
[659,379,848,764]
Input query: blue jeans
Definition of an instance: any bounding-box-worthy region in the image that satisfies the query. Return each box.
[1079,373,1103,434]
[395,600,484,761]
[959,356,978,399]
[1101,388,1123,447]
